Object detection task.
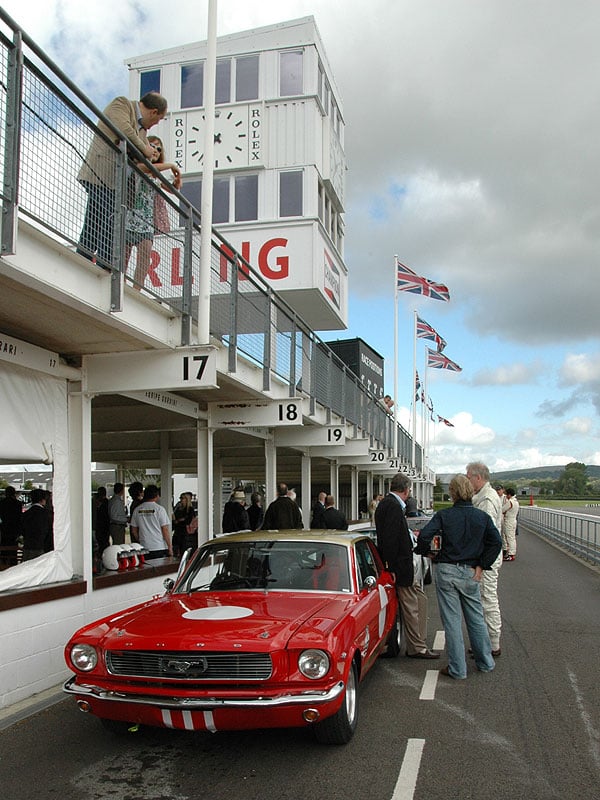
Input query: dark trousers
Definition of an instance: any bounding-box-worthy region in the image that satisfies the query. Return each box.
[77,181,115,268]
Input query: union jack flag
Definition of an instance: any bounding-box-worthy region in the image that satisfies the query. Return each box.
[396,261,450,302]
[417,316,447,352]
[437,415,455,427]
[427,348,462,372]
[415,370,421,401]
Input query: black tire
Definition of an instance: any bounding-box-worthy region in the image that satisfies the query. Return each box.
[313,661,359,745]
[100,717,135,735]
[382,613,401,658]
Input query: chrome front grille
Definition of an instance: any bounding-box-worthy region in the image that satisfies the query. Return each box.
[106,651,273,681]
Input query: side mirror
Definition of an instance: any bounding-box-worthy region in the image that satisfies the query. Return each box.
[163,578,175,593]
[363,575,377,591]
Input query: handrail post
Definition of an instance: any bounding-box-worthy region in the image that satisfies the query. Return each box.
[110,142,127,312]
[1,30,23,256]
[263,288,272,391]
[180,203,194,345]
[228,251,239,374]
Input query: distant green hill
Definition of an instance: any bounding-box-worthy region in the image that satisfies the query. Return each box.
[491,465,600,482]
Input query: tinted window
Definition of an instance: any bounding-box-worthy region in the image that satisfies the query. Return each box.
[181,63,204,109]
[216,59,231,105]
[140,70,161,96]
[213,178,230,223]
[280,51,303,96]
[236,55,259,101]
[279,171,303,217]
[234,175,258,221]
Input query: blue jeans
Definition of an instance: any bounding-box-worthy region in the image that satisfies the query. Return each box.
[435,563,495,678]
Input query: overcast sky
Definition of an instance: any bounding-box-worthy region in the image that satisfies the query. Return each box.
[4,0,600,474]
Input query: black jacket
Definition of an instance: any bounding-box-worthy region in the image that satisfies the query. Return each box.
[323,506,348,530]
[375,492,414,586]
[262,496,303,530]
[222,501,250,533]
[310,502,326,529]
[415,500,502,569]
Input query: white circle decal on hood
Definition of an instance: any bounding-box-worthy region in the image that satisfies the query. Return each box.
[182,606,254,620]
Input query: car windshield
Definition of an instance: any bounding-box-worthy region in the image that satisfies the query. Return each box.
[177,540,352,593]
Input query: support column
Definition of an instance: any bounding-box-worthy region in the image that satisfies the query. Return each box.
[350,466,359,522]
[301,452,311,529]
[213,453,223,535]
[68,385,92,583]
[330,459,339,504]
[197,421,213,544]
[160,431,173,516]
[264,435,277,504]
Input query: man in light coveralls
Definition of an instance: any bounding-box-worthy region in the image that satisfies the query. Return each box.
[466,462,503,656]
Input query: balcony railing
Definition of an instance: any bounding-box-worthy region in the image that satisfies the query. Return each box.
[0,8,421,467]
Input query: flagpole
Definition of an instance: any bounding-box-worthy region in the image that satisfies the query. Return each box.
[393,255,399,458]
[411,309,417,468]
[424,365,429,476]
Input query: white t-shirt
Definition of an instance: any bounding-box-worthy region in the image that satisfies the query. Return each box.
[131,500,171,552]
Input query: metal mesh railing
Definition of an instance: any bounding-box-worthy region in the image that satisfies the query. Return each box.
[518,506,600,566]
[0,8,423,466]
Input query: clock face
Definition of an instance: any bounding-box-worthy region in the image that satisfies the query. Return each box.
[186,108,249,169]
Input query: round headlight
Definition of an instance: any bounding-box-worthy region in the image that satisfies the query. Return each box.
[70,644,98,672]
[298,649,330,679]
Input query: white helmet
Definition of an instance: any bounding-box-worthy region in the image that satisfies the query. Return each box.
[128,542,145,566]
[116,545,138,568]
[102,545,122,571]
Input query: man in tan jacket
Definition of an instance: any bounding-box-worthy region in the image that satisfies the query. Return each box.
[77,92,167,268]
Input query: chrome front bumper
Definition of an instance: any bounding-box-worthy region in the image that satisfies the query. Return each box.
[63,676,345,709]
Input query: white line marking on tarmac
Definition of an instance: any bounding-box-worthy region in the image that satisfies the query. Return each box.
[567,666,600,770]
[419,670,439,700]
[433,629,445,651]
[391,738,425,800]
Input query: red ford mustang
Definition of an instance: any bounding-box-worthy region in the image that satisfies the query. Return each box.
[64,530,399,744]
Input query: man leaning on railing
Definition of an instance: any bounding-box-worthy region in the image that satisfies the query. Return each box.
[76,92,168,269]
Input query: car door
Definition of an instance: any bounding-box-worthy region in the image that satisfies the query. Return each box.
[352,539,395,669]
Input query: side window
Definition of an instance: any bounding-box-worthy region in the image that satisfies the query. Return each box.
[280,50,303,96]
[234,174,258,221]
[236,55,259,101]
[279,171,303,217]
[213,178,230,224]
[140,69,160,96]
[355,540,379,585]
[216,59,231,105]
[181,63,204,109]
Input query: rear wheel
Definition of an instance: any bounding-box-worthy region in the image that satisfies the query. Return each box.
[314,661,359,745]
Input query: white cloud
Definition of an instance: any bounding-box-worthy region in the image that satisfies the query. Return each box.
[472,361,542,386]
[564,417,593,435]
[561,353,600,384]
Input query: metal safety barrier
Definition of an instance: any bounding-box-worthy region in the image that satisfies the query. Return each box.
[518,506,600,567]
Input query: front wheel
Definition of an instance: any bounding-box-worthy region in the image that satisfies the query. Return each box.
[313,661,359,745]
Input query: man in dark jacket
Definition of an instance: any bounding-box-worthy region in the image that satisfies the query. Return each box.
[323,495,348,530]
[222,490,250,533]
[375,473,439,659]
[22,489,51,561]
[262,483,303,530]
[0,486,23,547]
[310,491,327,529]
[415,474,502,679]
